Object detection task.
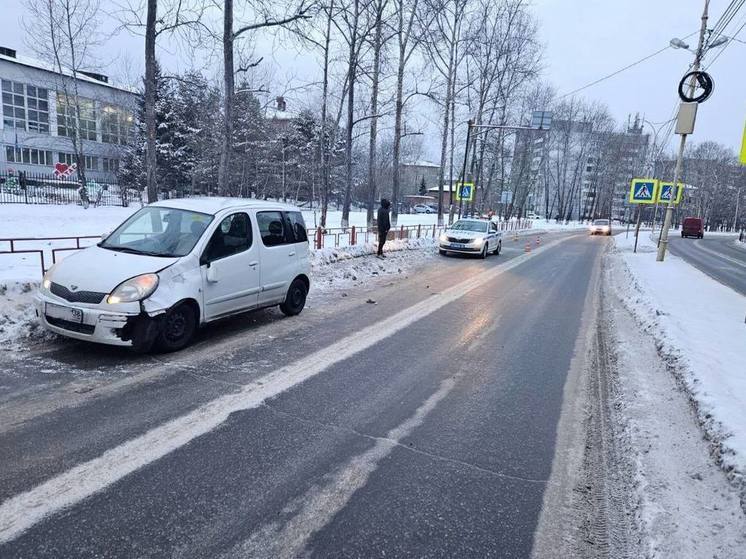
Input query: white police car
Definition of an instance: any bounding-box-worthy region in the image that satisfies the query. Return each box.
[438,218,502,258]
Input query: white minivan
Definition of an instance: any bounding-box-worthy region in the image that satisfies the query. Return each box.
[34,198,311,352]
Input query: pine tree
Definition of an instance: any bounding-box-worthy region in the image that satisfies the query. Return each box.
[419,176,427,196]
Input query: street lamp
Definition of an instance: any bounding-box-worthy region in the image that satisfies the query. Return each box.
[669,38,690,50]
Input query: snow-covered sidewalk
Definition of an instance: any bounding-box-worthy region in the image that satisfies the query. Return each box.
[610,232,746,498]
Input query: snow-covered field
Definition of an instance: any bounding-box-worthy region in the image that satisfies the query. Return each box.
[610,232,746,499]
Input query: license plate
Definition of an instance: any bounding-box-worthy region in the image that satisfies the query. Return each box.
[450,243,466,248]
[45,302,83,323]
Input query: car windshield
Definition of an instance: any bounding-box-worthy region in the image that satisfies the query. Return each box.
[450,220,488,233]
[100,206,214,257]
[593,220,609,225]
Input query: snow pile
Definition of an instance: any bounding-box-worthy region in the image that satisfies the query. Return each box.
[310,237,437,293]
[0,281,55,349]
[734,239,746,253]
[611,232,746,497]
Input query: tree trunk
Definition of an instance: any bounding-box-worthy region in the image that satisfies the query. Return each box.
[391,43,405,228]
[144,0,157,203]
[341,0,359,230]
[319,1,333,228]
[219,0,234,196]
[366,1,383,227]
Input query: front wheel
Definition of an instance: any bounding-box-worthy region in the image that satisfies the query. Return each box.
[280,278,307,317]
[156,303,197,352]
[493,241,501,255]
[479,244,488,259]
[439,249,447,255]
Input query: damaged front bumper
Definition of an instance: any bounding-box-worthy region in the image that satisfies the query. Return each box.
[34,291,167,349]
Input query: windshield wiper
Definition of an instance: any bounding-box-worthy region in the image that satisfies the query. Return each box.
[101,245,171,257]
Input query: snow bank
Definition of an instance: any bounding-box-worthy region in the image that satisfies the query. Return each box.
[611,232,746,495]
[734,239,746,253]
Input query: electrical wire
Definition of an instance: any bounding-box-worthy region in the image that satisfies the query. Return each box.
[557,31,698,100]
[704,13,746,69]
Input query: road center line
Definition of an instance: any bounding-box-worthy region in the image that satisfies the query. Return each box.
[0,235,571,545]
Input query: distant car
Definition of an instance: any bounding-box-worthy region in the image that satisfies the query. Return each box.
[413,204,434,214]
[439,218,502,258]
[589,219,611,236]
[525,212,540,220]
[681,216,704,239]
[35,198,311,352]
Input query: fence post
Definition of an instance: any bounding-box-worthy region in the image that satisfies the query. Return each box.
[399,225,404,240]
[351,225,356,246]
[417,224,421,238]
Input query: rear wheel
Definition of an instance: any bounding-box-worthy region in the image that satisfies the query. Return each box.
[280,278,307,317]
[156,303,197,352]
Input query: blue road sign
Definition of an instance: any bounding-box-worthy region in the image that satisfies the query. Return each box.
[657,182,683,205]
[456,182,474,202]
[629,178,659,204]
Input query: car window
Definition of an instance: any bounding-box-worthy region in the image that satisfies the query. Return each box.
[490,222,497,232]
[101,206,213,257]
[257,211,291,247]
[203,213,251,262]
[285,211,308,243]
[593,219,609,225]
[451,220,488,233]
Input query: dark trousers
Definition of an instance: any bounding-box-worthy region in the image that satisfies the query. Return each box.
[377,231,388,255]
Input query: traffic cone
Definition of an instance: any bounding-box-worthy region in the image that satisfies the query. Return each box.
[524,243,531,253]
[536,237,541,245]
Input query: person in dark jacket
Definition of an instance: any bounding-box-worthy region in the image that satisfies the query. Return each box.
[377,198,391,257]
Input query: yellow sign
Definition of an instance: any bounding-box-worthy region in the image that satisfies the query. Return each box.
[455,182,474,202]
[629,178,659,204]
[740,122,746,165]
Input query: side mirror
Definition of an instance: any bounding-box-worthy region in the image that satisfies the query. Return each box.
[206,264,219,283]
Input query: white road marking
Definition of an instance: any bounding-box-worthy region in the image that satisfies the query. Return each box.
[220,376,458,559]
[0,236,571,544]
[693,240,746,269]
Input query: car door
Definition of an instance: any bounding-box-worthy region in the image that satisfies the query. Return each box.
[488,221,499,250]
[256,210,297,306]
[200,212,260,320]
[285,210,309,273]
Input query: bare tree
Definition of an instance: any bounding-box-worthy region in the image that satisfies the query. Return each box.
[422,0,469,226]
[116,0,209,202]
[24,0,104,188]
[219,0,312,196]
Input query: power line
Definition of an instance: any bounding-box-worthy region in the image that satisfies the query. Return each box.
[557,31,697,100]
[704,13,746,69]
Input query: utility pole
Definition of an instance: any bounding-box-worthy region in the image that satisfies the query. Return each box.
[657,0,709,261]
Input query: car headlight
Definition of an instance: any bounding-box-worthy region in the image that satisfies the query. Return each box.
[42,263,58,290]
[107,273,159,304]
[439,234,448,243]
[471,238,484,246]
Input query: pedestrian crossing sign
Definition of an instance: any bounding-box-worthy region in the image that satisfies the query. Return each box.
[628,178,659,204]
[657,182,684,205]
[740,121,746,165]
[455,182,474,202]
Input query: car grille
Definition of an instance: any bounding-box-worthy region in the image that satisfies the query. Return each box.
[50,282,107,304]
[447,237,472,244]
[45,316,95,335]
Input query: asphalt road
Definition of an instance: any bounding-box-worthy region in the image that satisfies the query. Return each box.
[0,232,605,558]
[668,235,746,296]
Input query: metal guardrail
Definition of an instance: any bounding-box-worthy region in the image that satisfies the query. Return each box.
[1,219,534,278]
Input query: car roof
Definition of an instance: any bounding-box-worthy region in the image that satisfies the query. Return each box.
[150,197,300,215]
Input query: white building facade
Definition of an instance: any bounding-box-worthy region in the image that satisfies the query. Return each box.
[0,46,137,184]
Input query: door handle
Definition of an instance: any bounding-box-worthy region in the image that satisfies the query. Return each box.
[288,251,296,257]
[249,261,259,268]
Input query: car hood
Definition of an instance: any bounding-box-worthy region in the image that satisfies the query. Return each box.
[50,245,179,293]
[445,230,487,239]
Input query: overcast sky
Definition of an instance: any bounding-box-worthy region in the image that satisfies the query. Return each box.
[2,0,744,158]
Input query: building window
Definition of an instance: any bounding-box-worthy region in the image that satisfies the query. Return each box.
[58,152,76,166]
[102,157,119,173]
[25,85,50,133]
[2,80,26,130]
[6,145,54,166]
[101,105,131,144]
[57,96,97,140]
[84,155,98,170]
